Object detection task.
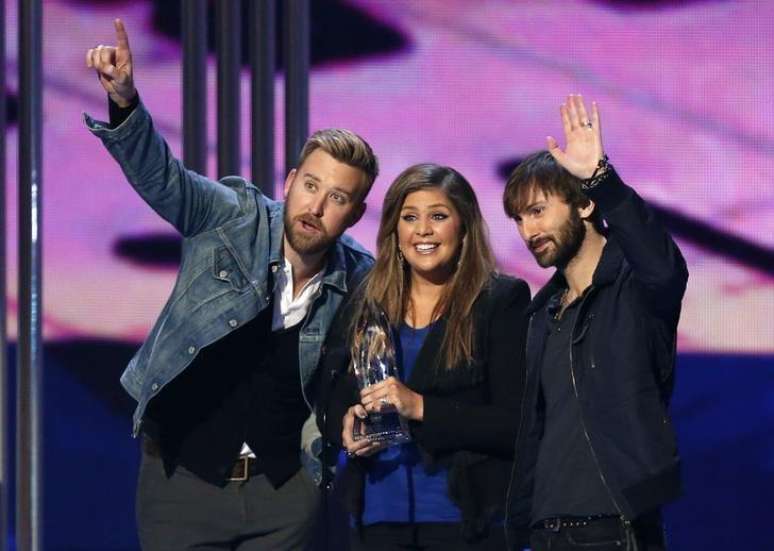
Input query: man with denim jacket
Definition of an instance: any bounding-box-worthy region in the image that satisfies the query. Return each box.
[502,95,688,550]
[85,20,377,549]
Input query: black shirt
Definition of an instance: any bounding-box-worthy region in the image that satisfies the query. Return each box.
[531,290,615,523]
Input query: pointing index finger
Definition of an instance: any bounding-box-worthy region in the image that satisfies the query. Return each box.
[114,18,130,50]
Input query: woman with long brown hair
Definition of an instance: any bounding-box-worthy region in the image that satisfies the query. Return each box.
[317,163,530,549]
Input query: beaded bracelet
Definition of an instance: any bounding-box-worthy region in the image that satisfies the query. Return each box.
[582,154,611,190]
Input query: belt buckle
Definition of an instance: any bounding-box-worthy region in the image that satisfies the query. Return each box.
[543,517,562,532]
[228,457,249,482]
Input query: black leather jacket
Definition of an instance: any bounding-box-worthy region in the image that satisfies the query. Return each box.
[505,169,689,549]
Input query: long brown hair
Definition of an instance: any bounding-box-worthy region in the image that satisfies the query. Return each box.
[352,163,495,371]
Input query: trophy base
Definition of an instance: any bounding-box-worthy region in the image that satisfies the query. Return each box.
[353,411,411,446]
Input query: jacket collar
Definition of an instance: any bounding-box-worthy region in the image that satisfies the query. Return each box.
[527,236,624,315]
[269,201,350,294]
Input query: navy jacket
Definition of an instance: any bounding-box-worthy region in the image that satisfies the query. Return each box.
[504,169,688,549]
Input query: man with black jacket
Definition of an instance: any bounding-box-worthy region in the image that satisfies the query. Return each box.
[502,95,688,551]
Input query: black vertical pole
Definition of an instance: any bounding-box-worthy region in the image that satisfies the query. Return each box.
[17,0,44,548]
[216,0,242,178]
[284,0,309,174]
[0,0,8,546]
[182,0,208,175]
[250,0,276,197]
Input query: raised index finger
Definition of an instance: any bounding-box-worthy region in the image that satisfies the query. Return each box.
[114,18,130,51]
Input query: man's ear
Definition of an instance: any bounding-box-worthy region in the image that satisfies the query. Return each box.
[578,199,596,221]
[283,169,297,198]
[348,202,367,228]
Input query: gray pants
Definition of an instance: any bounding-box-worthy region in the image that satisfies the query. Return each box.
[136,451,320,550]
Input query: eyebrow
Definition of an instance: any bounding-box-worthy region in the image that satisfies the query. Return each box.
[401,203,451,210]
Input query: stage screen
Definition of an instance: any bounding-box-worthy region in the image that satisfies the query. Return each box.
[1,1,772,549]
[2,0,771,353]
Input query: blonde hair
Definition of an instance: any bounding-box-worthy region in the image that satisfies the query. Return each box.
[297,129,379,198]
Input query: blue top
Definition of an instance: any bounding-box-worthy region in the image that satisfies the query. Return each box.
[360,322,461,525]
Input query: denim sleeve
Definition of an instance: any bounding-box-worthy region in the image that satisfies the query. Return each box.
[84,100,243,237]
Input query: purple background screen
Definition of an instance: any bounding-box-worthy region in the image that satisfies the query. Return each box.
[1,1,772,549]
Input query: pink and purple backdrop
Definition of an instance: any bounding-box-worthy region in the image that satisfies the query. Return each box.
[2,0,771,353]
[2,1,772,549]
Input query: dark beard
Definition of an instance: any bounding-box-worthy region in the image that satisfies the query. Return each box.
[531,209,586,269]
[283,210,332,256]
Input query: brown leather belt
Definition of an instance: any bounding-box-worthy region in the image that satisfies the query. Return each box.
[142,437,262,482]
[534,515,621,533]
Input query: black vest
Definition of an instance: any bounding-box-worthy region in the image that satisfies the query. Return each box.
[144,299,308,488]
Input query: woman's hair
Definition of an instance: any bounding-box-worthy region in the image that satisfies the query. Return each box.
[352,163,495,371]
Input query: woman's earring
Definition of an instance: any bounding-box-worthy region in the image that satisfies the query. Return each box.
[397,249,405,265]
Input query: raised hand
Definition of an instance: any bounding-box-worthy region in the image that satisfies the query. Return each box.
[547,94,605,180]
[86,19,136,107]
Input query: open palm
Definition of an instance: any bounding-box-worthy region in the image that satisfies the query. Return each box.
[546,94,605,180]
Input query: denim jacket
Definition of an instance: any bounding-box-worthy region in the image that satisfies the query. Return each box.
[84,102,374,484]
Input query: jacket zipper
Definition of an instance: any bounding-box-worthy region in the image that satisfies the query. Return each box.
[504,314,534,549]
[568,289,627,523]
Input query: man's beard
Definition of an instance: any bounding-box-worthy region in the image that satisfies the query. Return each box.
[529,209,586,269]
[284,210,333,256]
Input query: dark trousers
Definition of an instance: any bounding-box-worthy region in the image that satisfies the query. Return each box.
[350,522,507,551]
[136,450,320,550]
[529,512,666,551]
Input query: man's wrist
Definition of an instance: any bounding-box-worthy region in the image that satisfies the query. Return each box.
[108,92,140,128]
[582,154,612,191]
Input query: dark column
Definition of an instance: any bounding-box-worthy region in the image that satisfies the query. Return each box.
[284,0,310,174]
[0,0,7,548]
[250,0,276,197]
[216,0,242,178]
[17,0,44,548]
[182,0,208,175]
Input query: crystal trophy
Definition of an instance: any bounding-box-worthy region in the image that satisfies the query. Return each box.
[351,302,411,446]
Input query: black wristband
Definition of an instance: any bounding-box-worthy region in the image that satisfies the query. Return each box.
[108,93,140,128]
[582,154,611,191]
